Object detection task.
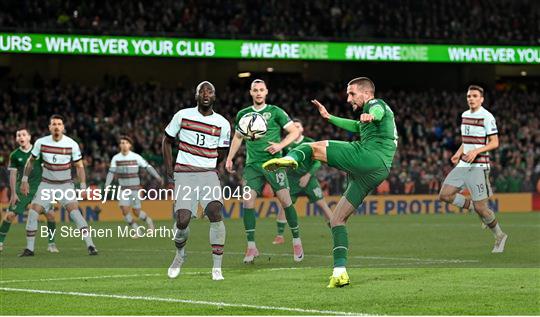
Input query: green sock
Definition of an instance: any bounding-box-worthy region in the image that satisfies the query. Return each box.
[276,220,286,236]
[47,221,56,243]
[284,205,300,238]
[287,143,313,165]
[332,225,348,267]
[0,221,12,243]
[243,208,256,242]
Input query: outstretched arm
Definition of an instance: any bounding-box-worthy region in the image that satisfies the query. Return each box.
[329,115,360,132]
[312,99,359,132]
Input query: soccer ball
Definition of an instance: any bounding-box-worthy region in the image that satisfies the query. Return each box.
[237,112,268,140]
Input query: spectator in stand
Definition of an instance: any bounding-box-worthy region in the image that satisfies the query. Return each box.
[0,0,538,45]
[0,77,538,196]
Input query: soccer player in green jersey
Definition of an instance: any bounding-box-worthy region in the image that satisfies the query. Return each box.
[272,118,332,245]
[225,79,304,263]
[263,77,398,287]
[0,128,58,252]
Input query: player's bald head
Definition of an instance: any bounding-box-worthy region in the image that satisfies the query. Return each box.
[196,81,215,95]
[347,77,375,95]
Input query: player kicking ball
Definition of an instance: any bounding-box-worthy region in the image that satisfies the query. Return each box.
[162,81,230,280]
[19,114,97,256]
[272,119,332,245]
[438,85,507,253]
[226,79,304,263]
[263,77,398,287]
[0,128,58,253]
[105,136,163,236]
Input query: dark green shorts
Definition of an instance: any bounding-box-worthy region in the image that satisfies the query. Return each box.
[288,174,324,203]
[243,163,289,196]
[327,141,389,208]
[8,191,36,215]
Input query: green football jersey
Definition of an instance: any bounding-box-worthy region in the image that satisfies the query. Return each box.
[359,98,398,167]
[235,104,292,165]
[8,146,42,189]
[284,136,320,176]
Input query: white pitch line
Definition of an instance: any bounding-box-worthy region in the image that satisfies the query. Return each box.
[0,287,370,316]
[4,246,479,263]
[0,273,201,284]
[113,249,479,263]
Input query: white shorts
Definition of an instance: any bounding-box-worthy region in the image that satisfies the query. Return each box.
[31,181,78,211]
[118,188,142,209]
[174,171,223,217]
[443,166,492,201]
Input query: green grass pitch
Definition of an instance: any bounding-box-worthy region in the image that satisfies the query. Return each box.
[1,212,539,315]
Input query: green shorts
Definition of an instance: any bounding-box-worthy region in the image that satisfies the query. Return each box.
[289,174,324,203]
[327,141,390,208]
[243,163,289,196]
[8,190,36,215]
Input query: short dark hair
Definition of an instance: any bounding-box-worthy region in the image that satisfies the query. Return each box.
[16,127,30,134]
[49,114,65,124]
[119,135,134,145]
[251,79,266,88]
[348,77,375,94]
[468,85,484,96]
[292,117,303,124]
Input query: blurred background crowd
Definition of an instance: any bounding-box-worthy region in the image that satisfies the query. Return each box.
[1,0,538,44]
[0,76,538,201]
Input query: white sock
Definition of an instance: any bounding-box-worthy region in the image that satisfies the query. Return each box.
[210,221,226,269]
[138,210,147,221]
[332,266,347,277]
[491,223,504,238]
[70,209,94,248]
[145,216,154,227]
[176,247,185,259]
[451,194,473,209]
[25,209,39,251]
[247,241,256,248]
[292,237,302,245]
[124,213,134,225]
[174,226,190,252]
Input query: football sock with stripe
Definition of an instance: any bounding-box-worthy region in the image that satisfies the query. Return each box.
[284,205,300,238]
[47,221,56,243]
[70,209,95,248]
[481,209,504,238]
[26,209,39,251]
[138,210,147,221]
[332,225,348,268]
[286,143,313,164]
[451,194,474,211]
[276,220,287,236]
[173,226,189,251]
[243,208,256,242]
[209,221,226,269]
[0,220,12,243]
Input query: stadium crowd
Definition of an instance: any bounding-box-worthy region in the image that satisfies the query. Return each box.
[1,0,538,45]
[0,77,539,200]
